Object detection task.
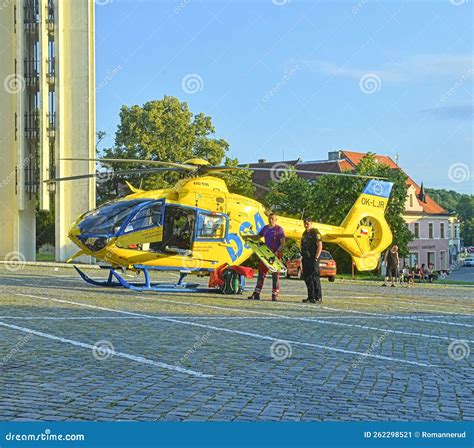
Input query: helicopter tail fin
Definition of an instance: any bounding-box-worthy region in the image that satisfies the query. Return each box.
[331,180,394,271]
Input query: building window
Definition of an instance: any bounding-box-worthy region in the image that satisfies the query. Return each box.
[414,223,419,238]
[409,195,413,207]
[428,223,433,239]
[440,222,445,239]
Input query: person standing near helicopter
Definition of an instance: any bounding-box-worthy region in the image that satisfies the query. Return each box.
[301,217,323,303]
[246,213,286,301]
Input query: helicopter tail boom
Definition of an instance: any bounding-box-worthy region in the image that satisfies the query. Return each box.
[277,180,393,271]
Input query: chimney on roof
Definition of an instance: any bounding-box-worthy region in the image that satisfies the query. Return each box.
[328,151,342,160]
[418,182,426,203]
[258,159,267,164]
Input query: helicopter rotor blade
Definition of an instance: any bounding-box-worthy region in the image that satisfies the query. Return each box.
[202,165,386,180]
[62,158,386,180]
[199,166,247,174]
[244,167,386,180]
[60,158,198,171]
[44,167,182,183]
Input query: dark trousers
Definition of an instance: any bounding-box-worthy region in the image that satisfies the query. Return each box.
[302,258,322,301]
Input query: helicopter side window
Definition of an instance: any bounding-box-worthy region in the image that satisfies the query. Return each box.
[124,202,163,233]
[196,213,226,240]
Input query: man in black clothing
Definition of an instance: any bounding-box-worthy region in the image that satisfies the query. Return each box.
[301,217,323,303]
[382,245,399,287]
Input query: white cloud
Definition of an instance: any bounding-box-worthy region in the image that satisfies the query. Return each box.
[302,54,474,83]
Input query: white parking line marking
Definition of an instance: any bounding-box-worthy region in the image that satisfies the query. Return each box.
[279,291,474,315]
[0,316,147,320]
[0,314,460,321]
[330,296,474,316]
[135,297,463,342]
[254,295,473,327]
[0,320,212,378]
[318,305,474,328]
[16,293,432,368]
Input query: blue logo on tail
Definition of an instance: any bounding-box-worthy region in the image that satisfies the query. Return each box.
[362,180,393,198]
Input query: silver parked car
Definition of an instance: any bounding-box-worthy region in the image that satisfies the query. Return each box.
[464,256,474,267]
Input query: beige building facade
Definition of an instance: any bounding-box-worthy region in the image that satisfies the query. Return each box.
[0,0,96,262]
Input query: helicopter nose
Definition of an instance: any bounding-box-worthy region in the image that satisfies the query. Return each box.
[68,219,83,245]
[68,217,111,253]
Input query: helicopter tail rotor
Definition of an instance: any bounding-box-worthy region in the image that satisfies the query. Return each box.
[330,180,394,271]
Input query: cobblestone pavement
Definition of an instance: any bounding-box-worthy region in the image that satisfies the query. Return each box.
[0,265,472,421]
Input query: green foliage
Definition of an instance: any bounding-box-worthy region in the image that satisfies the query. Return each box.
[264,154,413,272]
[265,169,312,217]
[425,188,472,215]
[455,195,474,222]
[96,96,256,202]
[36,201,55,248]
[221,157,256,197]
[112,96,227,164]
[461,218,474,246]
[425,188,473,245]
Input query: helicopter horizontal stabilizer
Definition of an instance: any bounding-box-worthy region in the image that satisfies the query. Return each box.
[125,181,144,194]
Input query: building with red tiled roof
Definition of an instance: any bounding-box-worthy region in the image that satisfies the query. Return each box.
[250,150,451,271]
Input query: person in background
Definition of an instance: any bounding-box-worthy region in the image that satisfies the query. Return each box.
[400,264,413,286]
[413,264,423,282]
[382,245,399,287]
[420,263,427,281]
[426,264,437,282]
[423,264,431,282]
[246,213,286,301]
[301,217,323,303]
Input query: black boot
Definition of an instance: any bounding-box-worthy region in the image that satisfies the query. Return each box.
[248,292,260,300]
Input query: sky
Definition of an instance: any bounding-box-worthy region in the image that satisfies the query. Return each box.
[95,0,473,194]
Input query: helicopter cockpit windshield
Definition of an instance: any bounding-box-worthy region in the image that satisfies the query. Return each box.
[78,199,151,236]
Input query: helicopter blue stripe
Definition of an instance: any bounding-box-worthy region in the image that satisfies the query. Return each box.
[362,180,393,198]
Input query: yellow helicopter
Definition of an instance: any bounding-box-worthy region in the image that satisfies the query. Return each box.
[49,158,393,292]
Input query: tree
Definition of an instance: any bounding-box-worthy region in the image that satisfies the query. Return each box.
[97,96,249,202]
[461,218,474,246]
[110,96,228,164]
[36,202,55,249]
[456,196,474,223]
[220,157,255,197]
[265,169,312,217]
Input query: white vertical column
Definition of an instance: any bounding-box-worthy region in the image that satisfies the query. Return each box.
[54,0,95,262]
[39,0,50,211]
[0,0,20,258]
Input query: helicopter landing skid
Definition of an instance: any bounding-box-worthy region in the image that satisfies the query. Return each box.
[73,265,214,293]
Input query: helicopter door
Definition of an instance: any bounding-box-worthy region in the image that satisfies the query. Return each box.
[115,201,163,250]
[159,205,196,255]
